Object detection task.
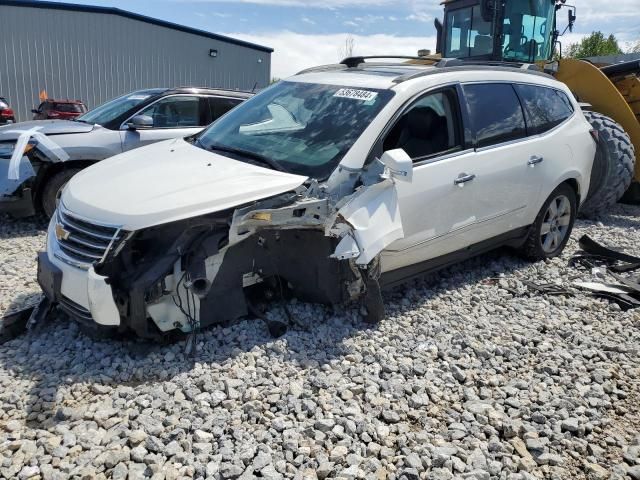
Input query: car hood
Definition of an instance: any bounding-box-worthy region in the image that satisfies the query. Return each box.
[0,120,94,140]
[61,138,308,231]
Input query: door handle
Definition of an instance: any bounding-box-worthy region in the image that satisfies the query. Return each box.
[454,173,476,186]
[528,155,544,166]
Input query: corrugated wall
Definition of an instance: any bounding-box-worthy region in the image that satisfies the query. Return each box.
[0,5,271,121]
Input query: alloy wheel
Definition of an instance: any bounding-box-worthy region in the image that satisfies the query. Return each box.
[540,194,572,253]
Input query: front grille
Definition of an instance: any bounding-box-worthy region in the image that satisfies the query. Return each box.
[55,207,123,267]
[59,295,93,322]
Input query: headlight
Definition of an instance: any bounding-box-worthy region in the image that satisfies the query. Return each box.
[0,141,35,159]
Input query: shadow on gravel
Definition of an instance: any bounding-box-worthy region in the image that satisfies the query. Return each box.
[0,244,530,431]
[0,213,48,240]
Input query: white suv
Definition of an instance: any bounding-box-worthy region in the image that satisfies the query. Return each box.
[37,58,596,339]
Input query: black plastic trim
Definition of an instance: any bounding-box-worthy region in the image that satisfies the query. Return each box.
[380,226,529,289]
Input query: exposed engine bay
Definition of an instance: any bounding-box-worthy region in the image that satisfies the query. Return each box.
[51,158,406,341]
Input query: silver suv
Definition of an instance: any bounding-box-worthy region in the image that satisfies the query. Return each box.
[0,87,251,217]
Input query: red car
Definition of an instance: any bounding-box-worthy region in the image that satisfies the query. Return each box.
[0,96,15,124]
[32,99,88,120]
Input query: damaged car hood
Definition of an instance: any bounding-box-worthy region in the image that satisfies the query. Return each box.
[61,138,308,231]
[0,120,94,139]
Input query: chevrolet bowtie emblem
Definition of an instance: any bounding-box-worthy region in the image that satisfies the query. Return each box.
[55,223,70,241]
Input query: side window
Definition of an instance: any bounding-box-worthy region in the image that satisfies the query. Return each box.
[205,97,243,124]
[463,83,527,148]
[138,96,201,128]
[514,84,574,135]
[383,89,461,161]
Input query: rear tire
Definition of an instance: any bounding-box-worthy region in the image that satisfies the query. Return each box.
[41,168,83,218]
[521,183,577,261]
[580,111,635,218]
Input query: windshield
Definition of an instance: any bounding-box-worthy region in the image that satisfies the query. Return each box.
[77,89,165,125]
[54,103,86,113]
[445,0,555,62]
[196,81,394,179]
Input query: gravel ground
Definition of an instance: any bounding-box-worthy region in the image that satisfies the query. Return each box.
[1,206,640,480]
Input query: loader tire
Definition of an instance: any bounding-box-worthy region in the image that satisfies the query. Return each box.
[580,111,635,218]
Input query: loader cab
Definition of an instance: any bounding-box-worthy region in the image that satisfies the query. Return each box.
[440,0,557,63]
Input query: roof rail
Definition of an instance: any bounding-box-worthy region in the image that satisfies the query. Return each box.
[435,58,542,71]
[340,56,430,68]
[394,62,550,84]
[296,64,347,75]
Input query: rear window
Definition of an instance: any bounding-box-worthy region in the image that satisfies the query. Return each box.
[514,84,574,135]
[206,97,243,124]
[463,83,527,148]
[53,103,86,113]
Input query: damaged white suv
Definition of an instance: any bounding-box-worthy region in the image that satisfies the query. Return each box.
[37,57,596,339]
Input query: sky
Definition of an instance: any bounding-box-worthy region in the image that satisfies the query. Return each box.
[62,0,640,79]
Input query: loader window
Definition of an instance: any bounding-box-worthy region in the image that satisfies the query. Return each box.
[463,83,527,148]
[445,6,494,58]
[501,0,556,62]
[514,84,574,135]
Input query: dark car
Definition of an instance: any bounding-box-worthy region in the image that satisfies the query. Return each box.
[32,99,88,120]
[0,87,252,218]
[0,97,15,125]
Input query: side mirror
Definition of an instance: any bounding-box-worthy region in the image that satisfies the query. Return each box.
[31,109,40,114]
[381,149,413,183]
[127,115,153,130]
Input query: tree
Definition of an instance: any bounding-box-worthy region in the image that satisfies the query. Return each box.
[340,35,355,60]
[565,31,623,58]
[628,41,640,54]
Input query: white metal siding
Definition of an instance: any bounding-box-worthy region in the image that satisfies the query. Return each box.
[0,5,271,121]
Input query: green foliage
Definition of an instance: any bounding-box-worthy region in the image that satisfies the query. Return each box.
[565,31,623,58]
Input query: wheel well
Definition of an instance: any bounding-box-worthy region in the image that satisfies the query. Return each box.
[561,178,581,203]
[33,160,95,210]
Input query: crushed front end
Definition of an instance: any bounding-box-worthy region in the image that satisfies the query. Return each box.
[38,186,374,341]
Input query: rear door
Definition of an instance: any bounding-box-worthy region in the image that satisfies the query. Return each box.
[460,82,544,240]
[120,95,205,151]
[512,83,578,207]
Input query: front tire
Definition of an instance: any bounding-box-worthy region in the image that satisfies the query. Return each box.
[521,184,577,261]
[41,168,83,218]
[580,111,635,218]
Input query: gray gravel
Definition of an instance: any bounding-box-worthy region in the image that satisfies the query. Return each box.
[1,206,640,480]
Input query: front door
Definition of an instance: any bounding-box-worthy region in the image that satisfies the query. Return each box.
[120,95,205,152]
[377,87,479,273]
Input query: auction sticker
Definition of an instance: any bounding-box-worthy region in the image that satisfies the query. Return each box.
[334,88,378,102]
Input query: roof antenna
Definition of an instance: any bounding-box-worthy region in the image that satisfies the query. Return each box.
[251,82,258,93]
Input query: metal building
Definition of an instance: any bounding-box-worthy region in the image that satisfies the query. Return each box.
[0,0,272,121]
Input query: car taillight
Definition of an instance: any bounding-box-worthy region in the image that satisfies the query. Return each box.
[590,129,599,143]
[0,108,14,118]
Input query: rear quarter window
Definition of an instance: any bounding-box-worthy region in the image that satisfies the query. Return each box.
[514,84,574,135]
[463,83,527,148]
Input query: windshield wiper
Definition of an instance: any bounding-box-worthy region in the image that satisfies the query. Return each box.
[204,142,285,172]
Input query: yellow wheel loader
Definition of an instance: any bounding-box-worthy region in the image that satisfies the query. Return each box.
[430,0,639,217]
